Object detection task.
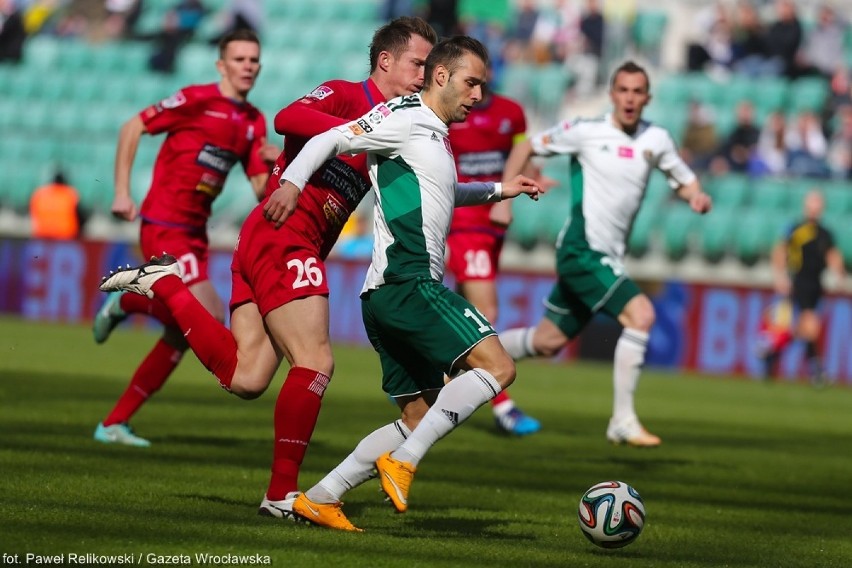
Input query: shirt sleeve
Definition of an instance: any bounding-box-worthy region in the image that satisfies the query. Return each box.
[274,81,351,137]
[243,114,269,178]
[280,102,410,190]
[529,119,581,156]
[657,129,697,189]
[454,181,500,206]
[139,87,198,135]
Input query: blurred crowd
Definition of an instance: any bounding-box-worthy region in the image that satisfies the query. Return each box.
[679,0,852,181]
[3,0,852,184]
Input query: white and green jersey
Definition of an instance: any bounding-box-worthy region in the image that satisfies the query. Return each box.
[530,113,696,261]
[280,92,501,293]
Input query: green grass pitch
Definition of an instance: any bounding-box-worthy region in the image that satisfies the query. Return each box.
[1,316,851,567]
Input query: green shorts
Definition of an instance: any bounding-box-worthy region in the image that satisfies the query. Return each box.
[361,277,496,397]
[545,248,641,339]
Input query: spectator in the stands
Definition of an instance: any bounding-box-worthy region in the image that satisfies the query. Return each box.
[827,104,852,179]
[786,111,830,178]
[797,3,847,80]
[763,0,802,79]
[711,100,761,174]
[0,0,26,63]
[503,0,539,63]
[731,1,782,78]
[681,100,720,171]
[752,111,789,176]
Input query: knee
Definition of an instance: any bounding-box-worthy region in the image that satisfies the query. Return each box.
[229,376,268,400]
[486,353,516,390]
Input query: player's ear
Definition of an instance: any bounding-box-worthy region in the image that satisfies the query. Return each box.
[215,58,226,77]
[433,65,448,87]
[379,51,392,72]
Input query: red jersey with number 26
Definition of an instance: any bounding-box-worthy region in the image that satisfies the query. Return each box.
[448,93,527,234]
[264,78,386,259]
[139,83,269,230]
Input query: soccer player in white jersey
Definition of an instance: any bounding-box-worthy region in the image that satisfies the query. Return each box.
[265,36,542,530]
[99,36,542,531]
[500,61,712,447]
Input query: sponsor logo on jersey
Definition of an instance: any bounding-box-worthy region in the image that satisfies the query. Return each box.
[349,123,366,136]
[306,85,334,100]
[356,119,373,133]
[196,143,239,174]
[442,137,453,155]
[457,151,505,177]
[320,157,371,208]
[618,146,634,158]
[498,118,512,134]
[322,195,348,227]
[367,104,391,124]
[246,125,255,141]
[204,110,229,119]
[161,91,187,109]
[195,172,224,196]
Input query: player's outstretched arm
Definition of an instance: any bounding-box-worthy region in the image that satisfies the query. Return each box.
[112,115,147,221]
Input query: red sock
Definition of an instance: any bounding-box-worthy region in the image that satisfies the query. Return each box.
[267,367,331,500]
[103,339,183,426]
[119,292,176,326]
[490,389,511,407]
[150,275,238,390]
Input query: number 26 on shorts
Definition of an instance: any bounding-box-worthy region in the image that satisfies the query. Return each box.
[287,257,324,289]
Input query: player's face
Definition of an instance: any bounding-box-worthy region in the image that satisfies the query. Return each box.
[609,71,650,133]
[385,34,433,97]
[217,40,261,100]
[438,52,487,124]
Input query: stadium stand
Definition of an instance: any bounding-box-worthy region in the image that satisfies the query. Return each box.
[1,0,851,280]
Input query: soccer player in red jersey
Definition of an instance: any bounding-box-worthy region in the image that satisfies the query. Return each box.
[100,17,437,519]
[446,87,548,435]
[92,29,278,447]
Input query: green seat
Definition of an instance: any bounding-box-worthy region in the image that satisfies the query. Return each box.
[749,178,790,211]
[704,173,749,209]
[717,76,754,107]
[509,193,548,250]
[788,77,829,114]
[56,41,94,72]
[644,174,672,209]
[699,208,736,262]
[661,204,697,260]
[497,63,537,108]
[734,209,791,265]
[831,220,852,270]
[753,77,788,114]
[823,183,852,214]
[540,188,573,244]
[23,36,59,68]
[627,206,657,257]
[632,10,668,63]
[344,1,379,22]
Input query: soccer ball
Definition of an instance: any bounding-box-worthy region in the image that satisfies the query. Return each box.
[577,481,646,549]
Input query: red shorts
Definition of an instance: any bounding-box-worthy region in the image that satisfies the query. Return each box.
[230,208,329,316]
[140,221,208,286]
[446,230,504,283]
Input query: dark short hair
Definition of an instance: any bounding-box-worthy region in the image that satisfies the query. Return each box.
[423,36,489,90]
[369,16,437,72]
[218,28,261,59]
[610,60,650,92]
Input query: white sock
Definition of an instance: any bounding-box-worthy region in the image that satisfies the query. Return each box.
[307,419,411,503]
[500,327,536,360]
[612,328,648,423]
[392,369,501,467]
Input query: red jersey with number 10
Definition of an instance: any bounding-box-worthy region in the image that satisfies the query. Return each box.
[264,78,386,258]
[448,93,527,234]
[139,83,269,230]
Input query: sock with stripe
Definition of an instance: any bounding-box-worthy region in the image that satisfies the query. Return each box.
[306,419,411,504]
[267,367,331,501]
[392,368,501,467]
[103,339,183,426]
[612,328,648,423]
